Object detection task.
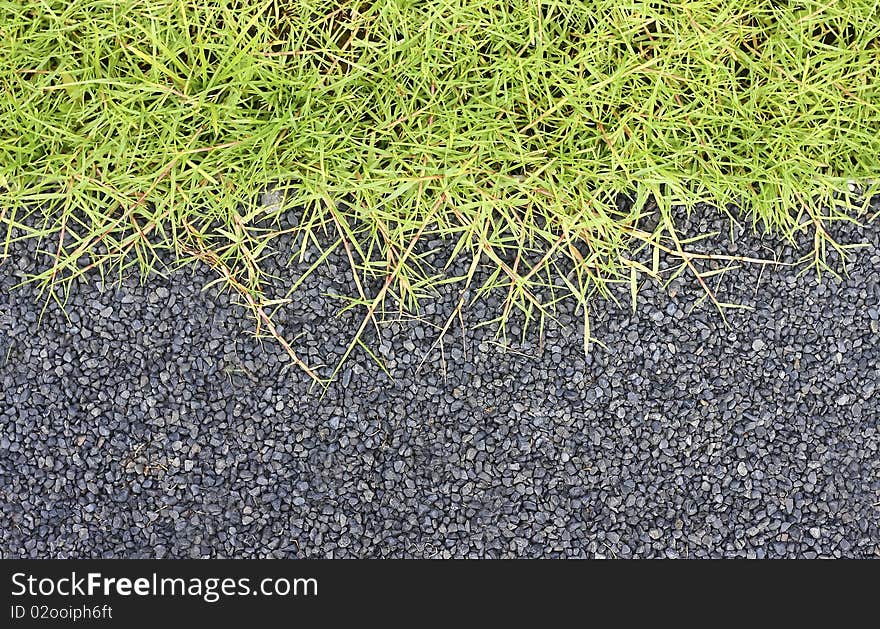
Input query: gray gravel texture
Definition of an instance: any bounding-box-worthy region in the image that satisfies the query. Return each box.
[1,201,878,559]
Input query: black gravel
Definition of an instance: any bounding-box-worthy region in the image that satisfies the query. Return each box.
[1,203,878,559]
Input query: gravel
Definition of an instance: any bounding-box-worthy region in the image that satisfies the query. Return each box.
[1,203,878,558]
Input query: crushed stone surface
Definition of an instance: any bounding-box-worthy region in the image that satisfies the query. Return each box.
[1,205,878,558]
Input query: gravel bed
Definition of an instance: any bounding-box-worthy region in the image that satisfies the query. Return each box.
[1,204,878,558]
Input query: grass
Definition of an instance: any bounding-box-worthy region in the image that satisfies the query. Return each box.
[1,0,879,386]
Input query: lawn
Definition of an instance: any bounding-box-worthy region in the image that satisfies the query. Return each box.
[2,0,878,382]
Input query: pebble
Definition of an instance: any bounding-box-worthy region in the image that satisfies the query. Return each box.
[1,203,878,558]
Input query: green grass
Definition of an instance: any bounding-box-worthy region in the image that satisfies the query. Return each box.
[2,0,879,385]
